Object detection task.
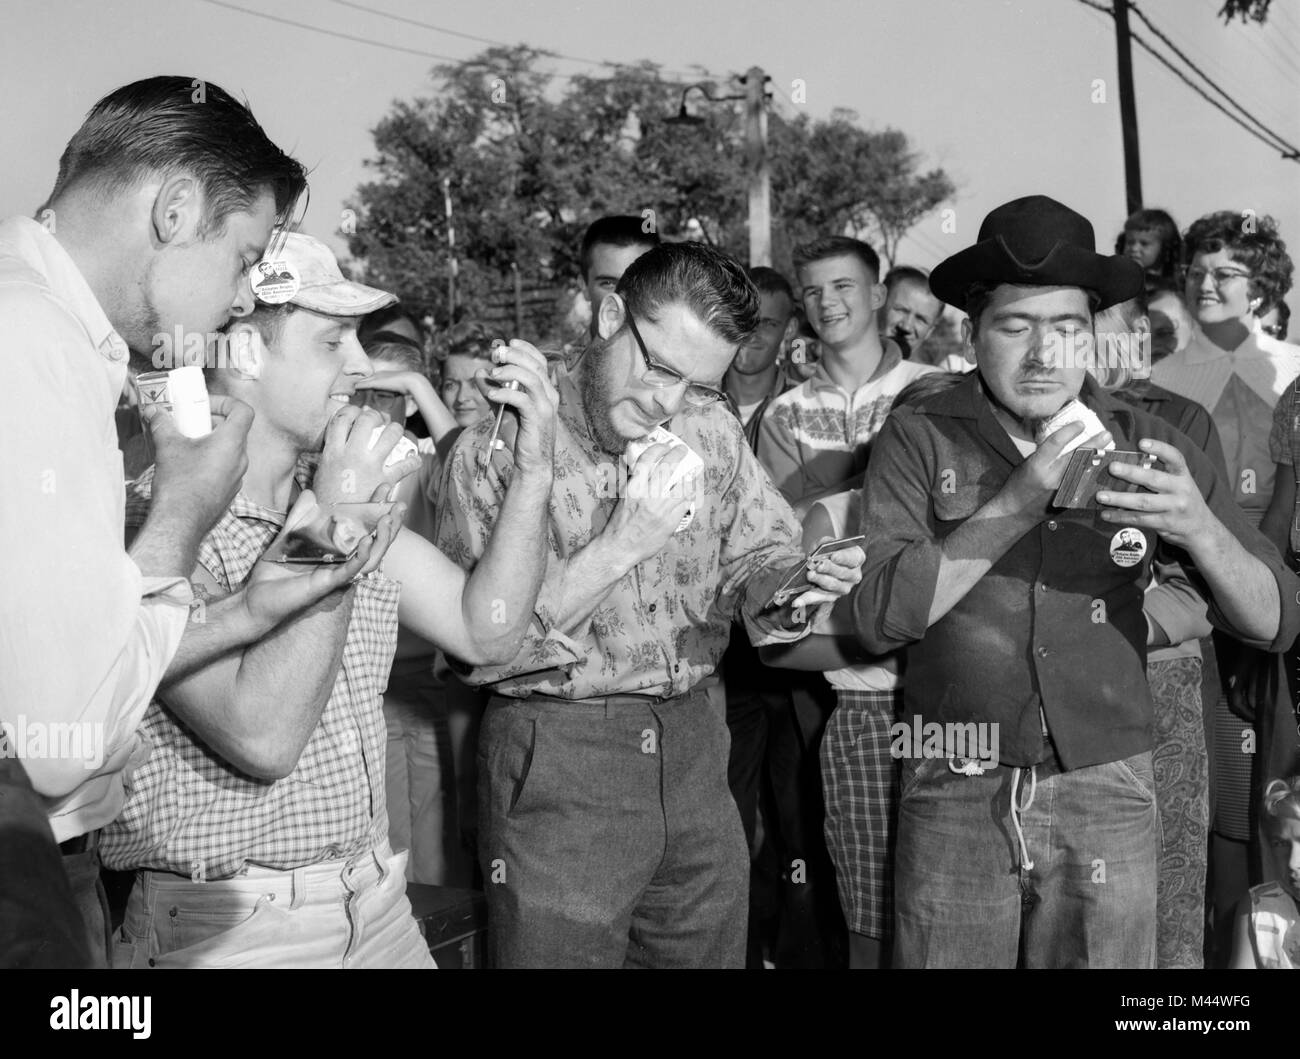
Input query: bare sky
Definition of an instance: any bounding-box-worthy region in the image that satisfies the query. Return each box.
[4,0,1298,314]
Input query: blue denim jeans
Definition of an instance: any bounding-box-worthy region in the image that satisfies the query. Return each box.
[479,688,750,968]
[894,751,1159,968]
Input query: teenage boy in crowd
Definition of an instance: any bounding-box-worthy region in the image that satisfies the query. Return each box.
[759,237,935,506]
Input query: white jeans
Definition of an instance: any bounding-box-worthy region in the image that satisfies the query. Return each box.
[114,845,435,969]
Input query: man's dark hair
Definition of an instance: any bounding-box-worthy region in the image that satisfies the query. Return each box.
[884,264,931,294]
[359,304,425,346]
[46,76,307,236]
[792,236,881,284]
[363,330,426,373]
[746,266,794,302]
[443,319,495,360]
[237,302,297,346]
[580,215,660,279]
[1183,210,1294,318]
[616,243,759,345]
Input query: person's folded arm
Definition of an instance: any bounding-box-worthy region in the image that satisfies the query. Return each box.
[432,429,585,683]
[154,566,355,782]
[1187,523,1287,647]
[385,462,556,667]
[758,633,870,670]
[1143,556,1212,647]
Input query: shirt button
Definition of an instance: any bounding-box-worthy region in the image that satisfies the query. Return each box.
[1036,646,1049,658]
[648,603,657,613]
[1039,583,1048,592]
[1047,520,1059,531]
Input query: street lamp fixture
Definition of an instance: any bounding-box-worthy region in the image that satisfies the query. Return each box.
[662,71,772,267]
[664,83,744,127]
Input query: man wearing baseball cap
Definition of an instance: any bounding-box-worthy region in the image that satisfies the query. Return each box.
[848,195,1300,967]
[101,233,559,968]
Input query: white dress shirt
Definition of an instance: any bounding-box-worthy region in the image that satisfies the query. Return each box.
[0,215,191,841]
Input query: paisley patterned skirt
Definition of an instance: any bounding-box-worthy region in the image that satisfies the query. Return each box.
[1147,656,1209,969]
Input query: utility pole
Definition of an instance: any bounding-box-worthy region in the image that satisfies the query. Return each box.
[443,177,457,323]
[668,72,771,264]
[742,66,771,268]
[1114,0,1143,216]
[512,261,523,335]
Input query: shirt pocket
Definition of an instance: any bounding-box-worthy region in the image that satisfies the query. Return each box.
[930,461,1003,525]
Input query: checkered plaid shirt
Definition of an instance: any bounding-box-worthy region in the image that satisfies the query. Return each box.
[100,466,397,880]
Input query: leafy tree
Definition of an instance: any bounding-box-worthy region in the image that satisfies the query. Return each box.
[346,47,953,344]
[1219,0,1272,22]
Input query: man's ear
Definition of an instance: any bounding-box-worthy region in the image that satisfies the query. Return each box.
[225,322,265,380]
[960,315,977,365]
[870,281,887,312]
[782,315,799,347]
[596,291,626,341]
[150,174,204,247]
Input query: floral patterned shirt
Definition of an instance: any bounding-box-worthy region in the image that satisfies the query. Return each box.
[434,361,819,699]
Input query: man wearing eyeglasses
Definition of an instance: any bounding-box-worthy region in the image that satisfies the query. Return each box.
[435,242,866,968]
[1152,210,1300,964]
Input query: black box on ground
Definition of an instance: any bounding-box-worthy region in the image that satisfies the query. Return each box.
[407,883,488,968]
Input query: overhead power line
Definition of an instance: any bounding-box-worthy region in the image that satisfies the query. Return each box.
[329,0,721,82]
[195,0,464,61]
[1075,0,1300,162]
[1146,0,1298,136]
[1128,1,1300,156]
[195,0,730,89]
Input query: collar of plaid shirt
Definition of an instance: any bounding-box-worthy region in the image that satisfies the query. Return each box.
[100,465,400,880]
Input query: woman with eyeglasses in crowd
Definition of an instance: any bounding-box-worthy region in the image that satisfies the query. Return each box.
[1151,210,1300,965]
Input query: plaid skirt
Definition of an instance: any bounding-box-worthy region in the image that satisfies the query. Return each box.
[820,689,903,939]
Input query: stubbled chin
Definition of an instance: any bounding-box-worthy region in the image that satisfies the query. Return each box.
[1009,392,1068,422]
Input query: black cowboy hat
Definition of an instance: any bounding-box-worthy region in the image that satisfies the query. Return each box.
[929,195,1143,313]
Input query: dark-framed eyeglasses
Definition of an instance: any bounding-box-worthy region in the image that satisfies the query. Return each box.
[624,312,727,408]
[349,388,407,425]
[1182,265,1251,288]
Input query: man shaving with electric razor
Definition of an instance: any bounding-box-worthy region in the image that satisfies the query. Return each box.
[436,242,865,968]
[848,195,1300,968]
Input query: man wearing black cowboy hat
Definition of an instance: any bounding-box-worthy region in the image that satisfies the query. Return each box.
[847,195,1300,967]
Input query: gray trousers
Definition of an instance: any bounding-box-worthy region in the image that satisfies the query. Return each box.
[479,687,749,968]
